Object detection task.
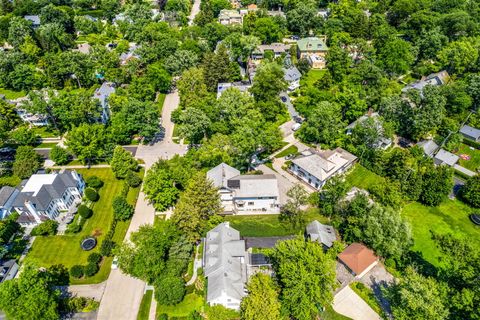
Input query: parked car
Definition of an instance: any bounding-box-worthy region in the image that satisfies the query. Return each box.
[281,96,287,102]
[285,154,295,160]
[111,256,119,270]
[292,123,301,131]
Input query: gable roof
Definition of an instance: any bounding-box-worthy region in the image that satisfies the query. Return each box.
[402,70,449,92]
[207,163,241,189]
[434,149,459,167]
[306,220,337,247]
[24,15,40,25]
[228,174,279,198]
[460,125,480,140]
[297,37,328,52]
[0,187,16,207]
[338,243,377,275]
[283,67,302,82]
[417,140,439,158]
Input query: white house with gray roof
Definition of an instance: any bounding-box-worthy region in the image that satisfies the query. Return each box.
[434,149,459,167]
[93,82,115,123]
[402,70,449,93]
[207,163,280,214]
[417,139,439,158]
[290,148,357,189]
[203,222,248,310]
[306,220,337,249]
[0,171,85,226]
[283,66,302,91]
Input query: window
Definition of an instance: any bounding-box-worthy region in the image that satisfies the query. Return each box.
[248,202,254,205]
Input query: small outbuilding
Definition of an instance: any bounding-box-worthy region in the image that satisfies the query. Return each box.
[460,125,480,142]
[306,220,337,249]
[338,243,378,279]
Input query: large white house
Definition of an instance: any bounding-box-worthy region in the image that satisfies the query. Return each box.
[203,222,248,310]
[290,148,357,189]
[207,163,280,214]
[0,171,85,226]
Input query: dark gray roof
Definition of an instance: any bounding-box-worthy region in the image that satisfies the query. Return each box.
[306,220,337,247]
[417,140,439,158]
[0,186,15,207]
[460,125,480,140]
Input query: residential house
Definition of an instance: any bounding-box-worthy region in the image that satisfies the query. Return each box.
[0,260,19,283]
[203,222,248,310]
[317,9,329,19]
[229,0,241,9]
[402,70,449,93]
[251,43,291,60]
[297,36,328,69]
[16,108,49,126]
[217,82,252,98]
[207,163,280,214]
[338,243,378,279]
[218,10,242,25]
[0,186,19,219]
[290,148,357,189]
[434,149,459,167]
[346,111,392,150]
[119,43,140,65]
[417,139,439,158]
[306,220,337,249]
[267,9,286,18]
[0,170,85,226]
[93,82,115,124]
[283,66,302,91]
[24,15,40,28]
[460,125,480,142]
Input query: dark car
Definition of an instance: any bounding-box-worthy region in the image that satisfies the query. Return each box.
[281,96,287,102]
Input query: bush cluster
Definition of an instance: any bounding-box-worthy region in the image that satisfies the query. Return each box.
[69,252,103,279]
[84,187,99,202]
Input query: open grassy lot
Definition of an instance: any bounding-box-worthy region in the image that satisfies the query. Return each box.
[300,69,326,89]
[275,145,298,158]
[137,290,153,320]
[0,88,25,99]
[402,200,480,267]
[455,143,480,172]
[345,164,385,190]
[25,168,142,284]
[31,126,60,138]
[156,293,204,318]
[225,208,330,237]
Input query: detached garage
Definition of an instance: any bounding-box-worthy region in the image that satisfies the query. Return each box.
[338,243,378,279]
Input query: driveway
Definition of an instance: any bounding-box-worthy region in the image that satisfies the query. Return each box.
[188,0,201,25]
[258,164,294,204]
[332,286,381,320]
[61,282,106,301]
[279,92,298,119]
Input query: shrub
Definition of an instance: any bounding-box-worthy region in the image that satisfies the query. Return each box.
[100,240,115,256]
[31,220,58,236]
[112,196,134,221]
[86,176,103,189]
[157,314,168,320]
[461,175,480,208]
[126,170,142,188]
[78,205,93,219]
[84,188,99,202]
[87,252,102,264]
[84,263,99,277]
[49,146,70,165]
[70,265,84,278]
[66,224,81,234]
[154,276,185,305]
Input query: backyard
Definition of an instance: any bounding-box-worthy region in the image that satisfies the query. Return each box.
[455,143,480,172]
[300,69,326,89]
[156,293,204,318]
[25,168,142,284]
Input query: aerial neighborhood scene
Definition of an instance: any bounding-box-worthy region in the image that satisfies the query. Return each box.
[0,0,479,319]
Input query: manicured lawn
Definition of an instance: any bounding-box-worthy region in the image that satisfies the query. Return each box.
[31,126,60,138]
[0,88,25,99]
[320,305,352,320]
[345,164,385,190]
[156,293,204,318]
[137,290,153,320]
[300,69,326,89]
[35,142,58,149]
[455,143,480,172]
[25,168,142,284]
[275,145,298,158]
[402,200,480,267]
[157,93,166,114]
[225,208,330,237]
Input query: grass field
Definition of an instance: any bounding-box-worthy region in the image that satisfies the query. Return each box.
[275,145,298,158]
[0,88,25,99]
[455,143,480,172]
[345,164,385,190]
[156,293,204,318]
[35,142,58,149]
[300,69,327,89]
[157,93,166,114]
[225,208,330,237]
[320,306,352,320]
[137,290,153,320]
[25,168,142,284]
[31,126,60,138]
[402,200,480,267]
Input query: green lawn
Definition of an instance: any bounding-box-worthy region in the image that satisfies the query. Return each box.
[31,126,61,138]
[455,143,480,172]
[345,164,385,190]
[300,69,326,89]
[35,142,58,149]
[137,290,153,320]
[156,293,204,318]
[25,168,142,284]
[225,209,330,237]
[157,93,166,114]
[275,145,298,158]
[319,306,352,320]
[402,200,480,267]
[0,88,25,99]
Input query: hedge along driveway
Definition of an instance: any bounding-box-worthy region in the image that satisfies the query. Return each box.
[25,168,142,284]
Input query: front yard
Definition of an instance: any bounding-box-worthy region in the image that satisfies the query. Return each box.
[25,168,142,284]
[455,143,480,172]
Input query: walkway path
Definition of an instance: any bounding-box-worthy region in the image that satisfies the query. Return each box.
[64,282,107,301]
[332,286,381,320]
[188,0,201,25]
[186,244,202,286]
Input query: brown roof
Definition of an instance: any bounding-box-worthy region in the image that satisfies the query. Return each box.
[338,243,377,275]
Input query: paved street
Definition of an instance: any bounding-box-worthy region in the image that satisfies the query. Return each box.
[332,286,381,320]
[97,91,184,320]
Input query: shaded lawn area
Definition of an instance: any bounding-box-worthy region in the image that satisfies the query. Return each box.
[320,306,352,320]
[225,208,330,237]
[0,88,25,99]
[402,200,480,268]
[300,69,326,89]
[157,93,166,114]
[275,145,298,158]
[137,290,153,320]
[156,293,203,318]
[31,126,60,138]
[345,164,385,190]
[455,143,480,172]
[25,168,142,284]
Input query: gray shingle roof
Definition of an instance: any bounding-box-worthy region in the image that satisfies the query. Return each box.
[460,125,480,140]
[228,174,279,198]
[207,163,240,189]
[306,220,337,247]
[434,149,459,167]
[417,140,439,158]
[0,187,15,207]
[283,67,301,82]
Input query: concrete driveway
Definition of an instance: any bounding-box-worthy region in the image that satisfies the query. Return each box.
[332,286,381,320]
[188,0,201,25]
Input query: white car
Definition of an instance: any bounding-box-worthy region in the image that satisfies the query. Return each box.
[292,123,301,131]
[111,256,119,270]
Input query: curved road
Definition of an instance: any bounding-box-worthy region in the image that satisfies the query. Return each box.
[96,91,185,320]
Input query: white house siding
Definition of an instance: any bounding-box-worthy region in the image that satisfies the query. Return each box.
[209,293,241,311]
[290,163,324,189]
[234,197,280,213]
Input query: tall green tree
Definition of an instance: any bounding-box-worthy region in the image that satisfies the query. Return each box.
[110,146,137,179]
[280,184,308,228]
[13,146,41,179]
[66,124,109,165]
[250,62,287,103]
[241,273,282,320]
[460,175,480,207]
